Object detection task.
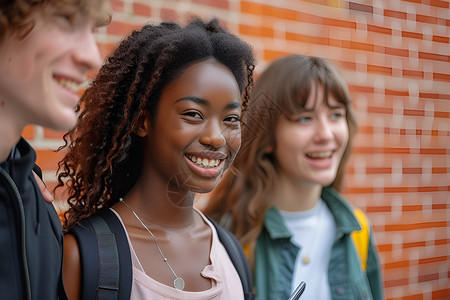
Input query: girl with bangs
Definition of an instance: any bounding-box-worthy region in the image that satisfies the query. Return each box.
[205,54,384,300]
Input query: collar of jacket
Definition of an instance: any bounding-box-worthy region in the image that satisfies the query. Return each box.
[1,138,36,188]
[263,186,362,240]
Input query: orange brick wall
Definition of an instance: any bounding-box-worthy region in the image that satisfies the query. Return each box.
[26,0,449,299]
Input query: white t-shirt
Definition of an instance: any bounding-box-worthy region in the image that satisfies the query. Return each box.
[279,199,336,300]
[111,208,244,300]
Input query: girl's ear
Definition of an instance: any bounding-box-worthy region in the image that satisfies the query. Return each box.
[133,113,151,137]
[264,142,274,154]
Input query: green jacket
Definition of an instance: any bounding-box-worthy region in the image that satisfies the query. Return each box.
[254,187,384,300]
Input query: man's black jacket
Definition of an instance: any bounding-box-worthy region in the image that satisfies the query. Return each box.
[0,138,65,299]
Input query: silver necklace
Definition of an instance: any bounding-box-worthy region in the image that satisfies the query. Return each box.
[119,198,185,291]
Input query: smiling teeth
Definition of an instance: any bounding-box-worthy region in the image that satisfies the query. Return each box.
[189,155,220,168]
[307,151,332,159]
[57,79,81,93]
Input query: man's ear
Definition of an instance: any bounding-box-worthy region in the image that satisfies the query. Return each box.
[133,113,151,137]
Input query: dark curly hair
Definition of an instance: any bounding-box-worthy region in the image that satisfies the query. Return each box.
[0,0,110,42]
[56,18,256,231]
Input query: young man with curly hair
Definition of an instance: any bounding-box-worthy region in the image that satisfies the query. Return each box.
[0,1,109,298]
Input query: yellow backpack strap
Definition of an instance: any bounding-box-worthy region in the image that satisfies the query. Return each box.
[244,243,251,258]
[243,241,257,271]
[351,208,370,271]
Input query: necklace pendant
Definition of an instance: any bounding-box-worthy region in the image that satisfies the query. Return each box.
[174,277,185,291]
[302,256,310,265]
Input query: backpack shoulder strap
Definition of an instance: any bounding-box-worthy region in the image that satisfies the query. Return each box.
[350,208,370,271]
[206,215,255,300]
[68,209,132,300]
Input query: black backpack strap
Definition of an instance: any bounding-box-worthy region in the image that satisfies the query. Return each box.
[206,215,255,300]
[68,209,132,300]
[100,209,133,299]
[89,215,120,299]
[70,219,101,300]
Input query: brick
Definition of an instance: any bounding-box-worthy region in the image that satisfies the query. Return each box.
[43,128,65,140]
[345,186,374,194]
[322,17,357,29]
[366,167,391,174]
[400,294,424,300]
[35,150,66,171]
[402,167,422,174]
[193,0,229,9]
[111,0,124,13]
[367,24,392,35]
[160,8,178,22]
[431,204,447,211]
[406,295,424,300]
[402,69,424,78]
[133,2,151,17]
[241,2,298,21]
[402,241,426,248]
[336,60,356,71]
[385,47,409,57]
[384,277,408,288]
[419,256,447,265]
[240,1,263,15]
[268,6,298,21]
[348,85,375,94]
[419,52,450,62]
[402,31,424,39]
[402,205,423,212]
[432,289,450,299]
[385,221,447,231]
[433,72,450,82]
[348,2,373,14]
[353,147,410,154]
[366,205,391,212]
[296,11,324,24]
[383,187,411,193]
[419,92,441,99]
[367,64,393,75]
[401,0,421,3]
[434,111,450,118]
[384,9,407,20]
[378,244,392,252]
[404,109,425,117]
[434,238,448,246]
[342,40,374,52]
[286,32,329,46]
[416,14,438,24]
[433,35,449,43]
[239,24,274,38]
[106,20,140,36]
[432,167,447,174]
[385,89,409,97]
[357,125,373,134]
[384,259,410,269]
[22,126,35,140]
[430,0,450,8]
[417,186,447,192]
[367,106,393,114]
[420,148,447,155]
[418,272,439,282]
[263,49,291,61]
